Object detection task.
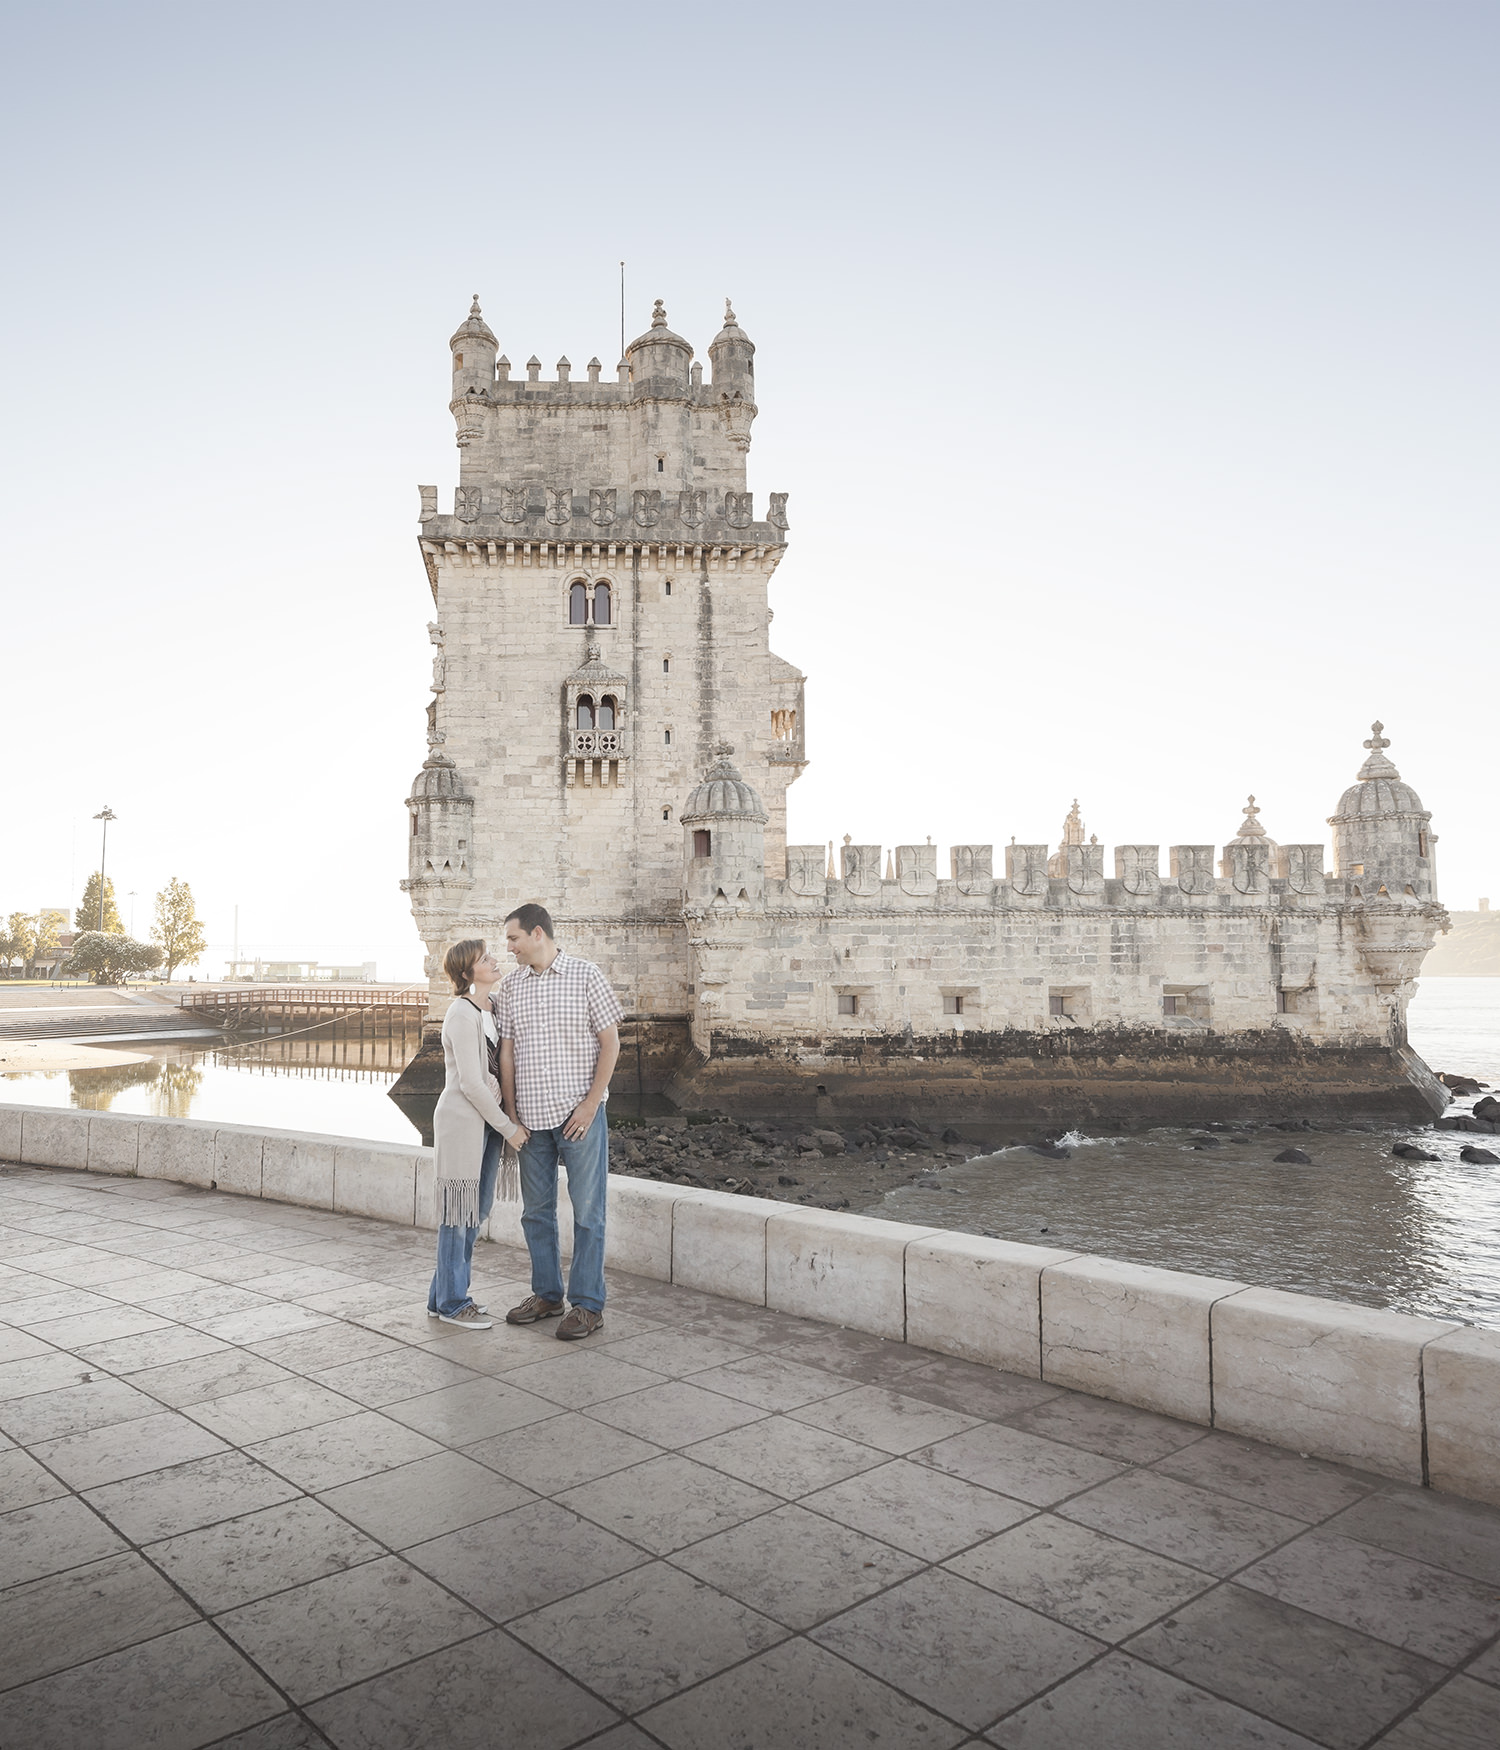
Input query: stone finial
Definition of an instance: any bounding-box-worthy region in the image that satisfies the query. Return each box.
[1233,795,1267,841]
[470,294,482,316]
[725,298,737,324]
[713,740,735,758]
[885,850,895,881]
[826,840,835,879]
[584,639,601,663]
[651,299,668,328]
[1356,719,1402,782]
[1061,800,1085,849]
[843,833,852,846]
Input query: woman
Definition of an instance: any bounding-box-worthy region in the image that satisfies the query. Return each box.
[428,939,528,1330]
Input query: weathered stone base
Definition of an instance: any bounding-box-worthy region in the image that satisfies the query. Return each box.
[662,1028,1447,1124]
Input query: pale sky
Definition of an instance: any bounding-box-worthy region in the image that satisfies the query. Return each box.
[3,2,1496,978]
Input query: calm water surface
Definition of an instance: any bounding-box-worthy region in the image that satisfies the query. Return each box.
[3,978,1499,1324]
[880,978,1500,1327]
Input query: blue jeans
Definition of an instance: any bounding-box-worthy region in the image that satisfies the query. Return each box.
[519,1107,609,1313]
[428,1126,501,1317]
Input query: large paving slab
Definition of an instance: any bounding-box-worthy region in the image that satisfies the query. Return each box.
[1,1161,1498,1749]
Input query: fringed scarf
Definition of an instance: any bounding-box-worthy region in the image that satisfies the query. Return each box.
[436,1008,521,1226]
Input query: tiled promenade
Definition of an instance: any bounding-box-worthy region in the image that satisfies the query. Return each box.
[2,1165,1500,1750]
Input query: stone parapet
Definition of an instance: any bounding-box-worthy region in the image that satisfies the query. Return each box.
[4,1102,1494,1506]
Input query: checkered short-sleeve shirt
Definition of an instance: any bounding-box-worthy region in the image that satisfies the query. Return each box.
[493,950,624,1130]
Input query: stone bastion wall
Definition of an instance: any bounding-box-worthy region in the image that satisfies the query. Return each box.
[4,1102,1494,1510]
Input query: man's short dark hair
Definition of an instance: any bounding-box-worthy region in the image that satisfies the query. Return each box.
[505,903,555,938]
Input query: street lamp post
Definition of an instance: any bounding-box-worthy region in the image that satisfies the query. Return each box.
[93,808,117,931]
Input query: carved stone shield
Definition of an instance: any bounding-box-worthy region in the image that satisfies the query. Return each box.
[1003,844,1046,897]
[1172,846,1216,895]
[841,843,882,897]
[768,492,789,530]
[633,489,660,527]
[897,844,937,896]
[1281,844,1324,895]
[590,488,616,526]
[786,845,825,896]
[724,491,753,529]
[954,845,995,896]
[1229,842,1270,896]
[454,485,482,524]
[679,489,706,527]
[418,485,438,523]
[1067,843,1105,896]
[1115,845,1160,896]
[498,486,528,523]
[545,486,571,525]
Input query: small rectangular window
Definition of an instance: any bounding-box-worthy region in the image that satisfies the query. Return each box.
[663,657,670,672]
[664,729,671,745]
[693,830,711,859]
[1350,863,1364,876]
[1277,990,1290,1014]
[838,993,859,1016]
[665,580,673,596]
[454,353,463,368]
[1163,994,1181,1016]
[943,995,964,1015]
[411,814,418,836]
[1418,832,1429,858]
[1048,994,1066,1017]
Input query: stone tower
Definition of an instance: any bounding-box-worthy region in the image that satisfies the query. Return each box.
[404,295,806,1019]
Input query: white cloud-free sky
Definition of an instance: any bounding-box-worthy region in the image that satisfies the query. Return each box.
[2,1,1496,978]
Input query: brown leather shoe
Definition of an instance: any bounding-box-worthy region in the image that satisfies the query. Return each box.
[555,1306,605,1341]
[506,1294,565,1325]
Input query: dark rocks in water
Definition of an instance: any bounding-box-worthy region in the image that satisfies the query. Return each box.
[1273,1148,1312,1164]
[777,1174,800,1187]
[941,1127,963,1144]
[1026,1144,1072,1161]
[1229,1135,1256,1145]
[1438,1073,1486,1096]
[1392,1143,1439,1161]
[1474,1096,1500,1123]
[1189,1134,1222,1149]
[1461,1145,1500,1165]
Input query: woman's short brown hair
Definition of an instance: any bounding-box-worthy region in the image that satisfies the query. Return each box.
[443,938,486,995]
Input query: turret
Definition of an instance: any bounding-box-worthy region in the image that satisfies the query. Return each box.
[449,294,497,397]
[1328,723,1437,901]
[405,750,474,890]
[708,299,757,453]
[625,299,693,402]
[681,744,767,908]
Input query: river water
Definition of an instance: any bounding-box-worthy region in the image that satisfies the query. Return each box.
[3,979,1498,1325]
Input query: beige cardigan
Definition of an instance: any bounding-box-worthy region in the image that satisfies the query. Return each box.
[433,996,521,1228]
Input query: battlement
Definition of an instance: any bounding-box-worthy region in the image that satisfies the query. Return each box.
[418,481,788,547]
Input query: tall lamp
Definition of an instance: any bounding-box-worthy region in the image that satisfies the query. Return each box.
[93,808,117,931]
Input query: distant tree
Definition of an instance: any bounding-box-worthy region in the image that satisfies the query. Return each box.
[64,931,162,985]
[76,873,123,934]
[30,911,60,975]
[0,912,32,977]
[152,877,207,981]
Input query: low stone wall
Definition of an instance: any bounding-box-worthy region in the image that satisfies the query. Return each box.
[3,1101,1494,1506]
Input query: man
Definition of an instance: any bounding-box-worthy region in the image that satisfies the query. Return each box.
[496,903,622,1339]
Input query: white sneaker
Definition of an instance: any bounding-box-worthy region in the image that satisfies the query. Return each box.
[438,1304,493,1330]
[428,1303,487,1318]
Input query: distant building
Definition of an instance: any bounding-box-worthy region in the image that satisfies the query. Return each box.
[225,960,378,984]
[401,295,1449,1123]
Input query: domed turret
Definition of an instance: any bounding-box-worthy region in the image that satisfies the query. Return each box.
[1328,723,1436,900]
[449,294,497,396]
[404,750,475,888]
[625,298,693,401]
[708,298,757,454]
[681,743,767,908]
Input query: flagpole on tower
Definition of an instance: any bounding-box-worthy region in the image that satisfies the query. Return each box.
[619,261,625,364]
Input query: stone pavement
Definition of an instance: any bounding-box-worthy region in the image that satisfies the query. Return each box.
[2,1166,1500,1750]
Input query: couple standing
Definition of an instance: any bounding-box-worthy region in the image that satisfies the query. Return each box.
[429,903,622,1339]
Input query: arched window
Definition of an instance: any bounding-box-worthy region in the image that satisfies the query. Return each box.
[597,696,616,732]
[663,656,670,673]
[662,807,672,821]
[569,582,588,625]
[593,582,611,626]
[576,695,594,731]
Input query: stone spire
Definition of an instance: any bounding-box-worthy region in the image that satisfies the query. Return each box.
[1061,800,1085,849]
